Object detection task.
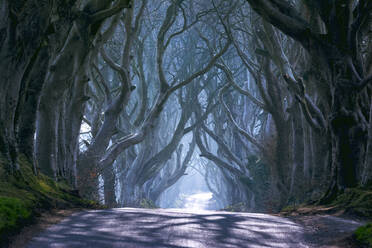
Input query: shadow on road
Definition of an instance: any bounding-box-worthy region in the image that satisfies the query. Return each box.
[27,208,308,248]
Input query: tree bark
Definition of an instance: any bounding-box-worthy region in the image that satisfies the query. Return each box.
[244,0,372,196]
[103,164,117,207]
[0,0,51,171]
[35,0,130,179]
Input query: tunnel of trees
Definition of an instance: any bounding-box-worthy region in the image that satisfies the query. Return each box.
[0,0,371,212]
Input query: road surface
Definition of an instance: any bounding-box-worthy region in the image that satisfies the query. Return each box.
[26,208,315,248]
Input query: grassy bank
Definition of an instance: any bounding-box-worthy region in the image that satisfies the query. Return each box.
[0,155,100,247]
[354,223,372,247]
[281,187,372,247]
[280,187,372,218]
[222,202,250,212]
[332,187,372,218]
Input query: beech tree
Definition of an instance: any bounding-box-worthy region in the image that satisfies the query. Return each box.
[2,0,370,212]
[0,0,131,175]
[72,0,230,203]
[243,0,372,199]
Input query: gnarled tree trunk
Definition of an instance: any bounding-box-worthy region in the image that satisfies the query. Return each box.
[0,0,52,172]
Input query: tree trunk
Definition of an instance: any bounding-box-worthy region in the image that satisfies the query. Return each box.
[362,102,372,186]
[35,28,87,177]
[76,153,100,201]
[244,0,371,204]
[35,94,60,178]
[303,120,313,188]
[119,135,154,207]
[121,179,142,207]
[35,0,126,179]
[330,89,364,190]
[271,118,291,207]
[15,47,49,160]
[57,102,67,178]
[0,1,51,171]
[321,66,368,203]
[289,105,305,201]
[64,74,89,187]
[103,165,117,207]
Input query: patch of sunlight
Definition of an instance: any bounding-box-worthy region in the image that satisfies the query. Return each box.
[79,120,92,152]
[183,192,213,211]
[80,121,91,133]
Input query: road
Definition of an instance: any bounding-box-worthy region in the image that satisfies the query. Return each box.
[26,208,313,248]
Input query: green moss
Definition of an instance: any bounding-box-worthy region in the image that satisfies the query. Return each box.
[354,223,372,247]
[281,205,297,212]
[222,202,249,212]
[333,188,372,218]
[0,197,33,240]
[0,154,100,246]
[139,198,157,209]
[280,187,372,217]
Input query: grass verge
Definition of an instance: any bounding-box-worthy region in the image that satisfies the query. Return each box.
[0,155,101,247]
[353,223,372,248]
[139,198,158,209]
[280,187,372,248]
[280,187,372,218]
[222,202,250,212]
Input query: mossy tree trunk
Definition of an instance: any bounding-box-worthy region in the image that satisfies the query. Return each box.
[0,0,52,172]
[0,0,131,181]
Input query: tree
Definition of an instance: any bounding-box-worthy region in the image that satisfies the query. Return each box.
[34,1,132,182]
[0,0,61,173]
[74,0,230,202]
[243,0,372,200]
[0,0,131,180]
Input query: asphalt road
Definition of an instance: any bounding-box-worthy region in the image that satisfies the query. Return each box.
[26,208,312,248]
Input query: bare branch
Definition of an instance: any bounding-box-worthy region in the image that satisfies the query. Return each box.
[100,47,128,80]
[167,40,231,94]
[90,0,132,23]
[201,124,246,172]
[283,75,327,132]
[91,63,112,104]
[244,0,314,47]
[215,63,267,111]
[184,102,219,134]
[219,84,264,151]
[195,129,245,177]
[357,73,372,91]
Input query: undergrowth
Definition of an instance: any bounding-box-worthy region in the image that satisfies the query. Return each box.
[354,223,372,247]
[139,198,158,209]
[279,187,372,247]
[0,197,32,243]
[332,187,372,218]
[280,187,372,218]
[222,202,250,212]
[0,154,100,247]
